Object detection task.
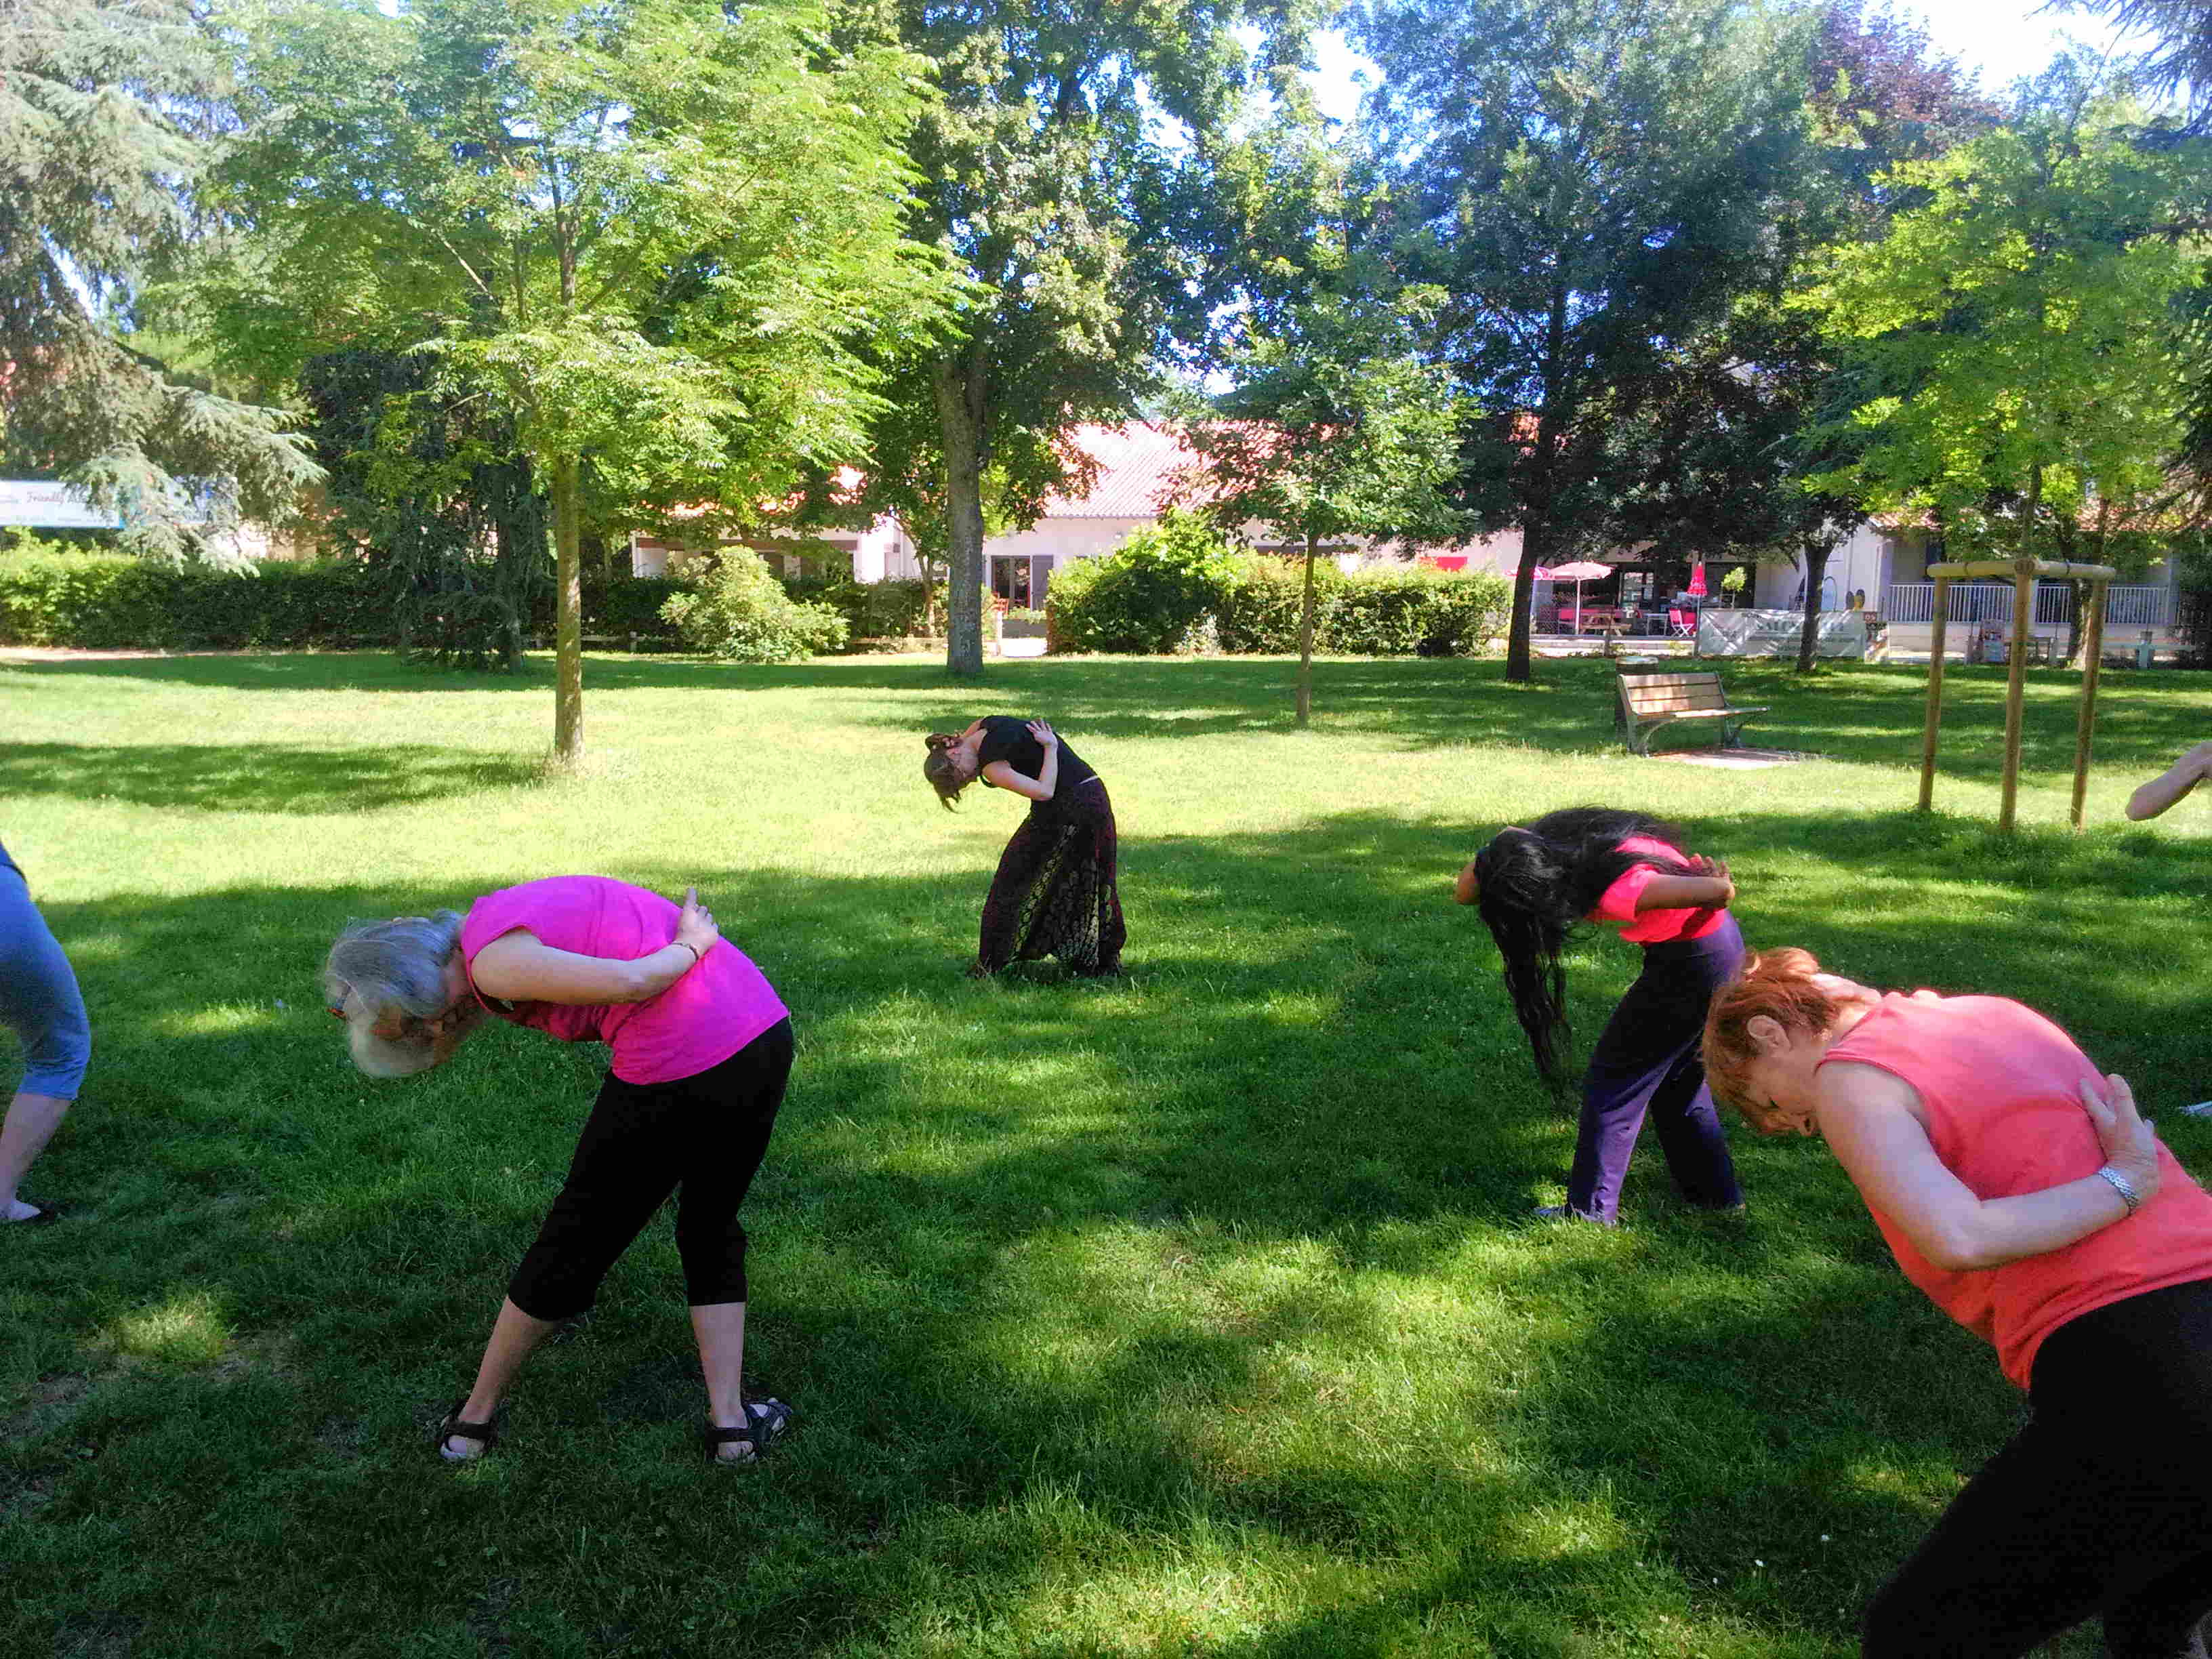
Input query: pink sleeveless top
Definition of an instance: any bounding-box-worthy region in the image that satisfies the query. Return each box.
[1588,835,1729,944]
[459,876,789,1086]
[1822,992,2212,1389]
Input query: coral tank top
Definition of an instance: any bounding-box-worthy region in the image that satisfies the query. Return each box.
[1821,992,2212,1389]
[459,876,789,1086]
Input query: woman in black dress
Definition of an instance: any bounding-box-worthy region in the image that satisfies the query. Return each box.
[923,717,1125,977]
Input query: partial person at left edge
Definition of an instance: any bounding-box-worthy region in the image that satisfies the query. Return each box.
[0,838,91,1226]
[324,876,796,1465]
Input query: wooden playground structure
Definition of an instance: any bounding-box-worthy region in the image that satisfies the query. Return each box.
[1916,555,2118,833]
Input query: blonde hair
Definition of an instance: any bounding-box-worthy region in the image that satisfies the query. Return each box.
[323,912,465,1078]
[1701,948,1843,1130]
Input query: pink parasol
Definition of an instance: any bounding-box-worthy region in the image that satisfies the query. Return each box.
[1548,560,1614,635]
[1686,561,1709,598]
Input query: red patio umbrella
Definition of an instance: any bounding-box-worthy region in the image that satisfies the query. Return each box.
[1686,561,1708,599]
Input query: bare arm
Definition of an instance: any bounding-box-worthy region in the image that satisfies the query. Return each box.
[1635,857,1734,913]
[1816,1062,2161,1272]
[470,888,722,1006]
[980,720,1061,803]
[2126,741,2212,821]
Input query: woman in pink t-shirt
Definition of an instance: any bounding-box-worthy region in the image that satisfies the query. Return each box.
[323,877,794,1466]
[1704,949,2212,1658]
[1454,806,1744,1224]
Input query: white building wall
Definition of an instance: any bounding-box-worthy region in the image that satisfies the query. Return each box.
[1749,523,1906,611]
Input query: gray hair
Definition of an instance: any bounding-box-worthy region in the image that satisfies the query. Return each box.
[323,911,466,1079]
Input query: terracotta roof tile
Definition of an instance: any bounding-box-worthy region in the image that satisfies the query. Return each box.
[1042,423,1202,518]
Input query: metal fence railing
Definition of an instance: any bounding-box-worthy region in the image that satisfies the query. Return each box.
[1885,582,2174,628]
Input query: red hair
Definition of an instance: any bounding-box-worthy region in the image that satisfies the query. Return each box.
[1702,948,1842,1126]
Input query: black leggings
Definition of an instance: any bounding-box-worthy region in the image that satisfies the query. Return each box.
[1862,1277,2212,1658]
[507,1019,792,1322]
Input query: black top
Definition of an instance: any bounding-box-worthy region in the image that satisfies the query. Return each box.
[976,715,1099,807]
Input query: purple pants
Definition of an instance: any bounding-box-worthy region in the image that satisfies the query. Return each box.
[1563,916,1744,1223]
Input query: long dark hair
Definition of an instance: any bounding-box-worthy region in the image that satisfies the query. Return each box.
[1473,807,1697,1080]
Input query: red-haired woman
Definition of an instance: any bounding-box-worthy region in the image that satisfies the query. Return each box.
[1703,949,2212,1658]
[922,717,1124,978]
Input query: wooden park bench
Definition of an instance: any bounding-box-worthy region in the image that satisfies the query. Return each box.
[1616,670,1768,756]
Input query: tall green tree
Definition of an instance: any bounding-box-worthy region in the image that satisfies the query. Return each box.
[1797,79,2203,634]
[207,0,954,762]
[1354,0,1813,681]
[0,0,319,562]
[1185,112,1460,725]
[1604,0,1997,673]
[872,0,1301,677]
[2052,0,2212,131]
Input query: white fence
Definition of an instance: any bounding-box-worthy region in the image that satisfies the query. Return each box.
[1884,583,2174,628]
[1698,609,1868,659]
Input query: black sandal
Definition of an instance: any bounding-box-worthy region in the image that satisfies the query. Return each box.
[703,1398,792,1465]
[436,1399,501,1462]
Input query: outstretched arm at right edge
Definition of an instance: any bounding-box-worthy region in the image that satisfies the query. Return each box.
[2126,741,2212,821]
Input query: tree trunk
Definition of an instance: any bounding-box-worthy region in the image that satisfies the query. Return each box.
[2068,499,2117,666]
[1505,514,1543,683]
[552,451,583,765]
[1296,528,1317,726]
[933,354,987,678]
[1795,540,1831,673]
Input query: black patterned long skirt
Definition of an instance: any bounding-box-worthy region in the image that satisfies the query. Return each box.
[975,777,1126,977]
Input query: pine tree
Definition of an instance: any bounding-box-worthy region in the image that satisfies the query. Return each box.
[0,0,320,562]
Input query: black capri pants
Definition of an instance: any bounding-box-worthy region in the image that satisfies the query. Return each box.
[508,1018,793,1322]
[1861,1276,2212,1658]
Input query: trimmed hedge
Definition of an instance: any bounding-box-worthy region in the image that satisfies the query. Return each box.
[1046,525,1513,657]
[783,575,940,644]
[0,549,390,649]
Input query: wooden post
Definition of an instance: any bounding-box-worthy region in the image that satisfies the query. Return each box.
[1918,577,1952,812]
[2069,579,2110,832]
[1996,557,2035,834]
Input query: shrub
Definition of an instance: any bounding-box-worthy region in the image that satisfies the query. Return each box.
[659,552,850,661]
[1326,567,1511,656]
[784,575,939,643]
[0,546,391,649]
[1046,510,1237,653]
[1214,554,1326,653]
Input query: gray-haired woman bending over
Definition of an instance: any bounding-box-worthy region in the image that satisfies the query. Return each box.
[325,876,794,1465]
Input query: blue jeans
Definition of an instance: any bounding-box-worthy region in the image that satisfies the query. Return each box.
[0,845,90,1100]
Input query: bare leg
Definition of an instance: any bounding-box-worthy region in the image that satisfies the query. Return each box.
[445,1298,559,1458]
[691,1300,753,1461]
[0,1091,69,1222]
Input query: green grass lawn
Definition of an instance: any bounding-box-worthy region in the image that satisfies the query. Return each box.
[3,648,2209,1658]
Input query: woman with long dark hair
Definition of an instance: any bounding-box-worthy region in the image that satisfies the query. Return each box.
[1704,950,2212,1657]
[1454,807,1743,1224]
[923,717,1125,979]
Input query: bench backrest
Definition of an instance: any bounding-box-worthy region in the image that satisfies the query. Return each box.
[1618,672,1731,714]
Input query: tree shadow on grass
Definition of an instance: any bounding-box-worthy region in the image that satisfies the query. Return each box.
[10,651,2209,778]
[0,741,546,813]
[10,802,2204,1655]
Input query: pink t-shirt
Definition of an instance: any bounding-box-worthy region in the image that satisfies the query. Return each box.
[1822,992,2212,1389]
[1587,835,1728,943]
[459,876,789,1086]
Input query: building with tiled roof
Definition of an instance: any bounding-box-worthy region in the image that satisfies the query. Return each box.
[628,420,1525,605]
